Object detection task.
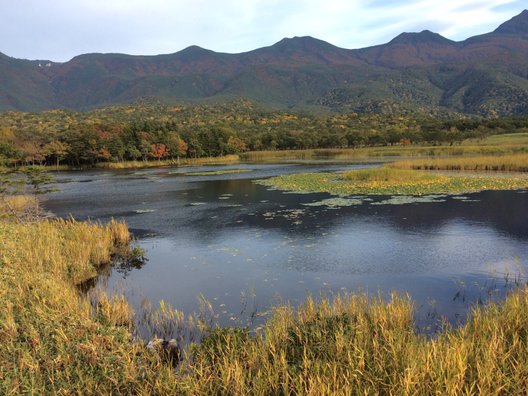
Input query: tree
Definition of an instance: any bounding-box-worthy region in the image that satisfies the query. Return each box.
[19,166,59,219]
[186,137,204,158]
[98,147,112,161]
[226,136,246,154]
[126,145,141,161]
[150,143,169,162]
[166,134,188,162]
[0,142,22,166]
[174,138,188,163]
[139,140,152,162]
[42,140,70,170]
[0,170,24,222]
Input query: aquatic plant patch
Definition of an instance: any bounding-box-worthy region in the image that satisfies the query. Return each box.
[257,168,528,196]
[184,169,252,176]
[302,197,365,207]
[370,195,446,205]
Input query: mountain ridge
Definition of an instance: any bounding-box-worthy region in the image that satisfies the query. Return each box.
[1,10,528,116]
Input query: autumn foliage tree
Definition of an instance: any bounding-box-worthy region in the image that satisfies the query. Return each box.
[150,143,169,162]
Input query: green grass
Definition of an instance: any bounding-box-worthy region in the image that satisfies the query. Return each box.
[257,168,528,196]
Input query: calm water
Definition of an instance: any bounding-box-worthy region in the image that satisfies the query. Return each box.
[44,163,528,332]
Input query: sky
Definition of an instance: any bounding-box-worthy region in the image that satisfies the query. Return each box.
[1,0,526,62]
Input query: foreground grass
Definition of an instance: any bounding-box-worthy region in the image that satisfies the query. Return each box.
[2,216,528,394]
[0,218,176,395]
[390,153,528,172]
[188,290,528,394]
[258,168,528,196]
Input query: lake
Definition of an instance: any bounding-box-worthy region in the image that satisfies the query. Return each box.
[44,162,528,334]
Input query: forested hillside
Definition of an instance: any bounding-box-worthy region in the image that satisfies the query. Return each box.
[1,11,528,116]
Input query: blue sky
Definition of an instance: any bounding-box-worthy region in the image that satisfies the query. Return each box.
[1,0,526,62]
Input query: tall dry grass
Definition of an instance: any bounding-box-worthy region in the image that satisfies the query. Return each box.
[390,153,528,172]
[241,143,528,163]
[0,194,38,221]
[0,218,175,395]
[183,290,528,394]
[95,155,240,169]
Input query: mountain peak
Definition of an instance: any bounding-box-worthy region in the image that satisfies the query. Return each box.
[389,30,454,45]
[494,9,528,34]
[272,36,338,52]
[180,45,209,53]
[174,45,216,61]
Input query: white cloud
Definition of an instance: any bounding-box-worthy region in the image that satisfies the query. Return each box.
[0,0,524,61]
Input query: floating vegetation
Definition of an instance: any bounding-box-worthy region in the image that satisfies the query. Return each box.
[261,208,306,222]
[302,197,364,208]
[134,209,156,214]
[257,168,528,196]
[184,169,252,176]
[371,195,446,205]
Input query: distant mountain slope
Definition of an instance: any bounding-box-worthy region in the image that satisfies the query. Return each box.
[1,10,528,116]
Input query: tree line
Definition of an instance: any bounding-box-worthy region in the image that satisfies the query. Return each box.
[1,103,528,167]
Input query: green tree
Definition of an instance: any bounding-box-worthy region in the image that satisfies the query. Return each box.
[0,170,24,222]
[42,140,70,170]
[20,166,59,219]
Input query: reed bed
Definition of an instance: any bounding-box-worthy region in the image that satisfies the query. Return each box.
[390,153,528,172]
[241,144,528,163]
[95,155,240,169]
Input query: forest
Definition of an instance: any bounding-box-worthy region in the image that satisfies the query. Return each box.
[1,100,528,167]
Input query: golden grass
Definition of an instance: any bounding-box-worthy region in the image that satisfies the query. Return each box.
[184,290,528,394]
[241,142,528,162]
[95,155,240,169]
[0,218,127,285]
[108,217,131,246]
[2,217,528,394]
[0,218,178,395]
[0,194,38,220]
[390,153,528,172]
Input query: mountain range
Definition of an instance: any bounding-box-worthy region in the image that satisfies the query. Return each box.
[1,10,528,116]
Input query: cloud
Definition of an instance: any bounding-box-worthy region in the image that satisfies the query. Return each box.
[0,0,525,61]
